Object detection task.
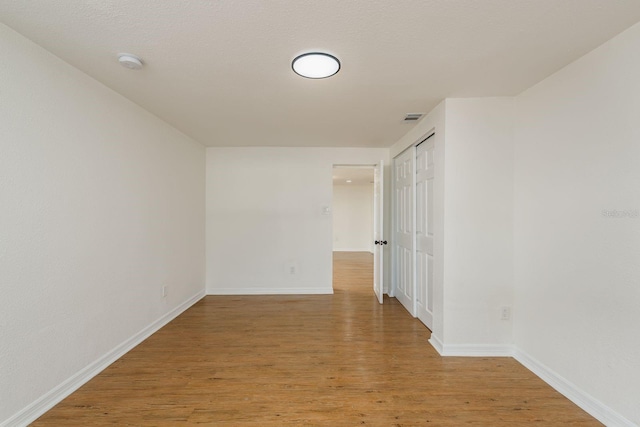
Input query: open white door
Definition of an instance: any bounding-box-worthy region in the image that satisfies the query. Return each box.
[373,160,384,304]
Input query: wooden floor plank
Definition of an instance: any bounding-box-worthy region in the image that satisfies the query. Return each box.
[32,252,601,426]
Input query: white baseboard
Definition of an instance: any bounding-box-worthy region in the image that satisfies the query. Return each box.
[333,248,373,253]
[1,290,205,427]
[430,341,515,357]
[513,349,638,427]
[428,340,637,426]
[208,287,333,295]
[6,296,634,427]
[428,334,445,354]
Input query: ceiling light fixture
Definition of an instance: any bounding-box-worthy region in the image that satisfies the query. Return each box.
[346,180,352,183]
[118,54,143,70]
[292,52,340,79]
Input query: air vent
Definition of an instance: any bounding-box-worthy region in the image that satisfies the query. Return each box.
[404,113,424,122]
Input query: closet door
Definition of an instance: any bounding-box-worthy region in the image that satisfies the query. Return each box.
[415,139,435,329]
[393,147,415,316]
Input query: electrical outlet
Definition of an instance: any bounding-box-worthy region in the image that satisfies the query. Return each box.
[285,261,298,276]
[162,286,168,298]
[500,306,511,321]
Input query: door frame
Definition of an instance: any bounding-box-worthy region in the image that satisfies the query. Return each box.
[331,163,384,301]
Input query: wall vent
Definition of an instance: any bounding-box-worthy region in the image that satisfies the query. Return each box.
[403,113,424,122]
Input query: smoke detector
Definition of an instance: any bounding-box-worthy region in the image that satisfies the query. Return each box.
[118,54,143,70]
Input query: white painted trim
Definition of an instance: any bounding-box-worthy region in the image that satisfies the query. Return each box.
[333,248,373,252]
[1,291,205,427]
[7,295,632,427]
[513,349,638,427]
[437,343,515,357]
[429,341,637,426]
[390,127,437,159]
[208,287,333,295]
[428,334,445,355]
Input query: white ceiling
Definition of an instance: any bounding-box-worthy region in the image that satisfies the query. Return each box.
[2,1,640,148]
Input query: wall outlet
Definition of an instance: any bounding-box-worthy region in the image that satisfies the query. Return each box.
[162,286,168,298]
[500,306,511,321]
[285,260,298,275]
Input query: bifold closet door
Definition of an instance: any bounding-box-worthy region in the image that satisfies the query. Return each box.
[393,147,415,316]
[415,140,434,329]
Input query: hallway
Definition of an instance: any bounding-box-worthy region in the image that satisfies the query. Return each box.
[33,252,599,426]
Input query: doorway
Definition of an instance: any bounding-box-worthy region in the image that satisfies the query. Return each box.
[331,164,384,302]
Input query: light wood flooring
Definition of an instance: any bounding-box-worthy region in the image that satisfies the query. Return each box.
[32,252,601,426]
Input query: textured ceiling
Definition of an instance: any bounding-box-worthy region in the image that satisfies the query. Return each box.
[2,1,640,147]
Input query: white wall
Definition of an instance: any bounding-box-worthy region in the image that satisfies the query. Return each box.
[332,184,374,252]
[0,23,205,426]
[389,41,640,422]
[389,99,515,351]
[442,98,515,347]
[206,147,388,295]
[514,22,640,425]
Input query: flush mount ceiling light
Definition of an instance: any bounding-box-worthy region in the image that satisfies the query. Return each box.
[292,52,340,79]
[118,53,143,70]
